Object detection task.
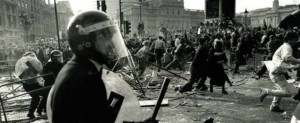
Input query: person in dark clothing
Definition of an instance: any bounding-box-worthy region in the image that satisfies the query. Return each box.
[62,46,73,63]
[233,36,247,74]
[36,46,45,64]
[253,35,284,79]
[165,40,186,71]
[207,41,232,94]
[292,40,300,81]
[179,38,209,93]
[47,10,156,123]
[38,50,64,115]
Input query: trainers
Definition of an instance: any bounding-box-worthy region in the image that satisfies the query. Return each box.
[27,113,35,119]
[179,84,193,93]
[233,71,240,74]
[252,75,261,80]
[200,86,208,91]
[222,90,228,95]
[270,106,285,113]
[260,90,268,102]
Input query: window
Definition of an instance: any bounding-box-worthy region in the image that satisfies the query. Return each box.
[172,8,174,15]
[167,8,169,14]
[13,17,16,28]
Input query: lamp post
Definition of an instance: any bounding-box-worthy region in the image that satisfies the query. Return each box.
[244,8,249,27]
[119,0,123,35]
[139,0,142,22]
[138,0,144,37]
[54,0,61,50]
[19,12,34,43]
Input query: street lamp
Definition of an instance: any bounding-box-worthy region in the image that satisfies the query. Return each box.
[138,0,144,37]
[139,0,142,23]
[54,0,61,50]
[244,8,249,26]
[19,12,34,43]
[119,0,124,35]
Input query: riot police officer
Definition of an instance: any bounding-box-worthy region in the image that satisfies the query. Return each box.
[47,10,156,123]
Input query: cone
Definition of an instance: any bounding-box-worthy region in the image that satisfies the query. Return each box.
[149,69,159,86]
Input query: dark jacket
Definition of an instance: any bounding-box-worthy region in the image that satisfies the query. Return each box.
[47,55,112,123]
[191,45,209,70]
[43,61,64,86]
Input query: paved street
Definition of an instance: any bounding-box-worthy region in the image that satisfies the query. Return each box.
[138,59,299,123]
[1,54,300,123]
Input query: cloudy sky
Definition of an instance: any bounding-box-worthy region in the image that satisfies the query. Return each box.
[184,0,299,13]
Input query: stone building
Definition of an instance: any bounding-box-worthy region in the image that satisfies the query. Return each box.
[56,1,73,42]
[0,0,20,45]
[249,0,298,27]
[0,0,72,46]
[116,0,205,37]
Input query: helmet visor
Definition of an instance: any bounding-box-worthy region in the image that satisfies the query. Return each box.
[94,25,128,62]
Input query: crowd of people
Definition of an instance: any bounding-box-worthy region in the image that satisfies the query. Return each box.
[7,9,300,122]
[0,40,72,69]
[133,24,300,122]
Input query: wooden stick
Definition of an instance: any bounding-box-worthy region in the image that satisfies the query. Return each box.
[151,77,170,121]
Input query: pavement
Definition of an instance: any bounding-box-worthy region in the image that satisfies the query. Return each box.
[137,64,300,123]
[1,54,300,123]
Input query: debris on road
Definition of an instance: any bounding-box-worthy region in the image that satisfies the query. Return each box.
[204,117,214,123]
[174,101,187,108]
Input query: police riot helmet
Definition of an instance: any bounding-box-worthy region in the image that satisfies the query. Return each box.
[67,10,128,66]
[50,50,63,63]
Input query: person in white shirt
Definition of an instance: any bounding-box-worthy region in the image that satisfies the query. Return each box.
[175,35,181,47]
[260,32,300,113]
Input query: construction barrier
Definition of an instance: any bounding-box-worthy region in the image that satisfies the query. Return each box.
[0,73,53,123]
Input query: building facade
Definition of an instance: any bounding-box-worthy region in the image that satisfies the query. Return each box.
[0,0,20,45]
[117,0,205,37]
[0,0,72,46]
[56,1,73,41]
[249,0,299,27]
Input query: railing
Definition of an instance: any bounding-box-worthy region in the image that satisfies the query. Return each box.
[0,73,54,123]
[0,60,17,82]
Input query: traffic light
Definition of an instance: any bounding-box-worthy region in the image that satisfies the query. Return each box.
[101,0,107,12]
[124,21,131,34]
[96,0,106,12]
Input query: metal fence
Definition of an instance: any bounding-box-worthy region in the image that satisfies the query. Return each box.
[0,73,53,123]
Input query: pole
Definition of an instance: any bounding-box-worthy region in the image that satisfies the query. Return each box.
[245,13,247,26]
[54,0,61,50]
[0,95,8,123]
[97,0,100,10]
[151,77,170,121]
[139,0,141,22]
[119,0,123,35]
[101,0,107,12]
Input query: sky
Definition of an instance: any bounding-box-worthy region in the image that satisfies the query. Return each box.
[52,0,300,14]
[184,0,299,13]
